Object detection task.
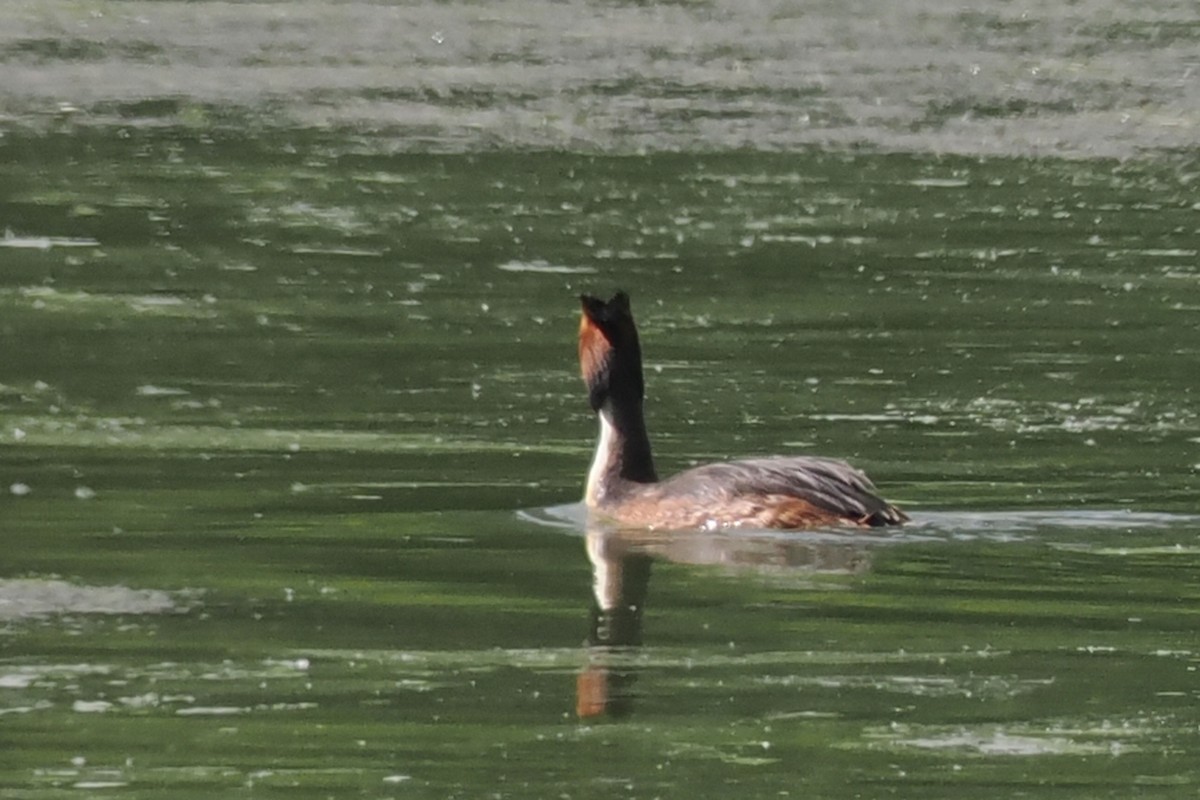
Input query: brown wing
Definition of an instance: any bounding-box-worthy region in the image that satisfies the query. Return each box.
[643,456,906,528]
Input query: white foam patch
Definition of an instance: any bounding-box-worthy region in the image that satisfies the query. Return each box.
[0,579,179,621]
[497,260,596,274]
[0,230,100,249]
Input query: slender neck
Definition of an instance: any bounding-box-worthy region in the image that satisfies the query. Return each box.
[585,399,657,507]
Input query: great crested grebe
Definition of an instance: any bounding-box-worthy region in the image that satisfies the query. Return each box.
[578,291,907,530]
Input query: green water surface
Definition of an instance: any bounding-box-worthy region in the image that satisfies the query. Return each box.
[3,2,1200,797]
[3,131,1198,799]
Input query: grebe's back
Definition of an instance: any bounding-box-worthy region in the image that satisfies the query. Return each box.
[605,455,906,529]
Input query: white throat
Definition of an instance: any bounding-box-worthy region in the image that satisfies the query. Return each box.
[585,404,618,506]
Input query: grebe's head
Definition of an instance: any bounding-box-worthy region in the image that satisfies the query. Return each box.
[579,290,645,412]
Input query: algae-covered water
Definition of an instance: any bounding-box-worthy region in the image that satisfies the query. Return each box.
[2,2,1200,798]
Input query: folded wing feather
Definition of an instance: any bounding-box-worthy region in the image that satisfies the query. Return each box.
[648,456,903,525]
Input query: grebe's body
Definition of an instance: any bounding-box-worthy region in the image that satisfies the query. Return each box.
[578,291,906,530]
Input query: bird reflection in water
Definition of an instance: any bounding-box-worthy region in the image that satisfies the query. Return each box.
[575,524,876,719]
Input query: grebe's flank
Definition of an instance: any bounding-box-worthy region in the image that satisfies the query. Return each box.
[578,290,907,530]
